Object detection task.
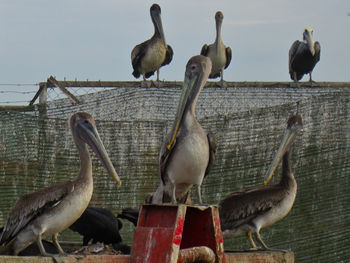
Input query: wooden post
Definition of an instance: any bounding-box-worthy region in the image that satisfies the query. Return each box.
[37,82,49,182]
[39,83,47,105]
[29,82,47,106]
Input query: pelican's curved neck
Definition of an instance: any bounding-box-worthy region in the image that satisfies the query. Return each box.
[216,21,222,41]
[76,142,93,183]
[280,151,295,189]
[153,19,159,36]
[215,20,223,53]
[187,79,205,118]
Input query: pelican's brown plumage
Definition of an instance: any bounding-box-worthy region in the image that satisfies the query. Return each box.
[152,55,217,204]
[219,115,302,250]
[0,112,121,256]
[131,4,173,87]
[201,11,232,88]
[289,27,320,85]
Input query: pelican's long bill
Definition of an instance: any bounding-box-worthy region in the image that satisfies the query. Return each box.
[264,127,297,185]
[166,72,199,150]
[78,121,121,186]
[303,27,315,56]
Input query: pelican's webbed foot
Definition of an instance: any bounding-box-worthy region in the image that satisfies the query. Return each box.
[256,231,270,250]
[196,185,203,205]
[247,232,259,250]
[217,80,228,88]
[309,79,317,87]
[151,80,162,88]
[308,72,318,87]
[290,81,300,88]
[141,80,152,88]
[290,72,300,88]
[36,235,49,256]
[171,183,177,204]
[52,233,65,256]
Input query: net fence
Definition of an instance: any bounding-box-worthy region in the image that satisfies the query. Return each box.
[0,81,349,262]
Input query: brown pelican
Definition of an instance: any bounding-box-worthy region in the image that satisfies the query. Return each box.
[289,27,320,86]
[200,11,232,88]
[0,112,121,256]
[131,4,173,87]
[154,55,217,204]
[219,115,302,250]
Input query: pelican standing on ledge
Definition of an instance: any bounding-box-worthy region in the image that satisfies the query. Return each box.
[200,11,232,88]
[0,112,121,256]
[131,4,173,87]
[153,55,217,204]
[219,115,302,250]
[289,27,320,86]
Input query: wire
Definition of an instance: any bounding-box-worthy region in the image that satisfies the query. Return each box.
[0,83,39,86]
[0,100,31,104]
[0,90,37,94]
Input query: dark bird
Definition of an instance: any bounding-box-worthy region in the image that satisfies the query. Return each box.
[219,115,302,250]
[153,55,217,204]
[69,206,123,246]
[0,112,121,256]
[289,27,320,86]
[200,11,232,88]
[131,4,173,87]
[117,208,140,227]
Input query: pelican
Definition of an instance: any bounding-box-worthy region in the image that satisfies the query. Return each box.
[131,4,173,87]
[219,115,302,250]
[154,55,217,204]
[0,112,121,256]
[200,11,232,88]
[289,27,320,86]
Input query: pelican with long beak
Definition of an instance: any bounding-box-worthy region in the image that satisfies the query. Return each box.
[289,27,321,86]
[219,115,302,250]
[0,112,121,256]
[154,55,217,204]
[131,4,173,87]
[200,11,232,88]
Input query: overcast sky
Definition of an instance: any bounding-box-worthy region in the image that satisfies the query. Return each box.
[0,0,349,103]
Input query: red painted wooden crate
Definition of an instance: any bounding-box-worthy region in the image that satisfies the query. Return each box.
[130,204,225,263]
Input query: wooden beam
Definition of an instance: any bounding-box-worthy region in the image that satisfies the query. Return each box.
[39,80,350,89]
[0,105,35,112]
[47,76,81,105]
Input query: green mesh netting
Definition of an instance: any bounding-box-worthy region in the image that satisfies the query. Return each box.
[0,83,349,262]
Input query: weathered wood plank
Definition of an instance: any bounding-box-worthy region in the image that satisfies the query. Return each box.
[41,80,350,89]
[0,105,35,112]
[0,255,130,263]
[224,251,294,263]
[0,252,294,263]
